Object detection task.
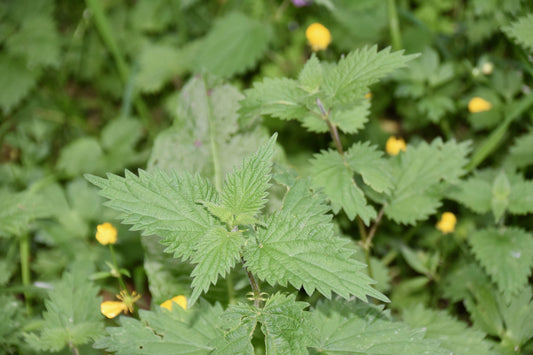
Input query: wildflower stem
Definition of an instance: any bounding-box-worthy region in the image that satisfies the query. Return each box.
[317,98,344,155]
[19,232,32,316]
[242,257,262,308]
[109,244,128,292]
[387,0,402,51]
[69,341,80,355]
[84,0,152,134]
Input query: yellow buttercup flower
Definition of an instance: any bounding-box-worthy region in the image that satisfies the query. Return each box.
[305,23,331,51]
[101,301,128,319]
[100,290,141,319]
[96,222,117,245]
[385,136,407,156]
[160,295,187,311]
[468,97,492,113]
[436,212,456,234]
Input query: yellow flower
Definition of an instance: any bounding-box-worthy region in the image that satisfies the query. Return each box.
[160,295,187,311]
[468,97,492,113]
[436,212,457,234]
[101,301,128,319]
[96,222,117,245]
[385,136,407,156]
[100,290,141,319]
[305,23,331,51]
[364,92,372,99]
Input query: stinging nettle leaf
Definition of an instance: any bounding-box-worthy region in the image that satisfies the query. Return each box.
[189,226,245,306]
[469,227,533,299]
[243,179,387,303]
[239,77,309,121]
[347,141,393,194]
[311,149,377,224]
[385,138,470,225]
[502,13,533,53]
[322,45,419,105]
[85,169,218,261]
[219,133,277,226]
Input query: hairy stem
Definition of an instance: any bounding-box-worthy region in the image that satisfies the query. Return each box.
[242,257,262,308]
[20,233,32,316]
[109,244,128,292]
[387,0,402,50]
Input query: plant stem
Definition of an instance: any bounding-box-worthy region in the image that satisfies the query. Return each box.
[84,0,152,131]
[317,98,344,155]
[20,233,32,316]
[109,244,128,292]
[387,0,402,51]
[242,257,262,308]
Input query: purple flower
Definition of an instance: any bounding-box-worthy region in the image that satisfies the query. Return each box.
[292,0,312,7]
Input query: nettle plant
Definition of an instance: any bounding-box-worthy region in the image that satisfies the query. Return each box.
[82,44,530,354]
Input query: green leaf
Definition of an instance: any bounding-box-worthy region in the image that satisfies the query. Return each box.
[189,226,244,306]
[94,300,223,354]
[503,13,533,52]
[149,76,267,182]
[213,303,256,355]
[243,180,387,303]
[135,43,190,93]
[0,295,25,350]
[219,134,276,225]
[508,130,533,168]
[469,227,533,299]
[385,138,470,224]
[57,137,104,177]
[194,12,272,77]
[328,100,370,134]
[402,304,492,355]
[491,170,511,222]
[240,77,309,120]
[86,169,218,261]
[322,45,419,105]
[259,293,310,355]
[309,300,447,354]
[298,53,323,93]
[24,268,103,352]
[6,14,60,68]
[346,141,393,194]
[509,178,533,215]
[0,54,39,113]
[310,149,376,223]
[447,176,491,214]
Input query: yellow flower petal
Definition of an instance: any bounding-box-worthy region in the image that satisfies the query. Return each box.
[468,97,492,113]
[436,212,457,234]
[101,301,127,319]
[160,295,187,311]
[385,136,407,156]
[95,222,117,245]
[305,23,331,51]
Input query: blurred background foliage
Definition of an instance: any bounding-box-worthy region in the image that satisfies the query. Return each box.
[1,0,533,353]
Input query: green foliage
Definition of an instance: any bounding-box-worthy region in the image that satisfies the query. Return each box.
[385,138,470,224]
[24,268,104,352]
[503,13,533,52]
[402,304,492,355]
[309,301,448,354]
[58,118,146,177]
[194,12,272,77]
[4,1,533,353]
[94,300,223,354]
[240,46,417,134]
[89,135,387,306]
[469,227,533,299]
